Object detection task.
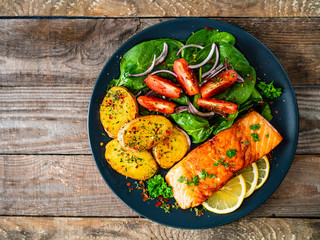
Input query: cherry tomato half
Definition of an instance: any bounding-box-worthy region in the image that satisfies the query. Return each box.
[200,70,238,98]
[173,59,199,96]
[145,74,182,99]
[137,96,176,114]
[197,98,238,117]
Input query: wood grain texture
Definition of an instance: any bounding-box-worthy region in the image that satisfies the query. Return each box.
[0,86,318,154]
[0,18,319,87]
[0,217,319,240]
[0,155,319,217]
[0,0,319,17]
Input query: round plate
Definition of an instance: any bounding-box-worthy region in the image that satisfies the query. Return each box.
[88,18,299,229]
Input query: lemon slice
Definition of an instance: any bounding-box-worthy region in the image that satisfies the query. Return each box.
[237,162,258,198]
[255,155,270,189]
[202,174,246,214]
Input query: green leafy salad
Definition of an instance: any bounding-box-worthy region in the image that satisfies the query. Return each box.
[108,28,281,144]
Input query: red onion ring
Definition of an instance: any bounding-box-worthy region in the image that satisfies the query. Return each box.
[135,91,142,97]
[151,70,177,78]
[206,64,226,79]
[174,125,191,152]
[202,45,220,78]
[129,55,156,77]
[188,102,215,118]
[145,90,158,97]
[176,44,204,56]
[155,43,168,65]
[174,106,188,113]
[188,43,216,69]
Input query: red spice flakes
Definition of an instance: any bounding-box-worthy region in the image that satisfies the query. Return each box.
[141,192,149,201]
[135,165,139,168]
[258,101,265,104]
[129,187,133,191]
[127,182,131,186]
[132,126,137,131]
[250,78,254,82]
[155,201,162,207]
[109,116,113,119]
[267,153,272,159]
[155,128,160,134]
[150,140,154,146]
[166,130,171,135]
[205,27,213,31]
[275,110,279,114]
[158,196,163,201]
[100,142,104,146]
[161,62,166,65]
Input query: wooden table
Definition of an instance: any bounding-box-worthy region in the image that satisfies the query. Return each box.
[0,1,319,239]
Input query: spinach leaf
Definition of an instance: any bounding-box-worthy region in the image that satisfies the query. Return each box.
[212,111,239,135]
[109,39,184,94]
[260,104,273,121]
[239,87,273,121]
[182,29,235,63]
[213,43,256,104]
[170,94,190,106]
[172,112,213,143]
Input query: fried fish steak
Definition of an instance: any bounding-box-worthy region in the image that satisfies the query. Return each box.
[165,111,283,209]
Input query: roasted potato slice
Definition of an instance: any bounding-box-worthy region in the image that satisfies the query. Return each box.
[105,139,158,180]
[152,127,189,169]
[118,115,173,152]
[100,86,138,138]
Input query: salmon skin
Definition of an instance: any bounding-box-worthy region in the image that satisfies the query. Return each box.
[165,111,283,209]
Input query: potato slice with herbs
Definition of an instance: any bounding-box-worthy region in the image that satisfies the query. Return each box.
[118,115,173,152]
[100,86,138,138]
[105,139,158,180]
[152,127,189,169]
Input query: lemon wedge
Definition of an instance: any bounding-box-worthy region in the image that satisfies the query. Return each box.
[237,162,258,198]
[202,174,246,214]
[255,155,270,189]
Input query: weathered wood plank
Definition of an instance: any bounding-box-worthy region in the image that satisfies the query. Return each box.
[0,155,319,217]
[0,0,319,17]
[0,86,317,154]
[0,18,319,87]
[0,217,319,240]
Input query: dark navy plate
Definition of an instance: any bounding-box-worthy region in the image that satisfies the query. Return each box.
[88,18,299,229]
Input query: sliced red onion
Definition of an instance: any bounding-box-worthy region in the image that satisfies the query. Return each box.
[206,64,226,79]
[151,69,177,78]
[202,45,220,78]
[155,43,168,65]
[135,91,142,97]
[174,126,191,152]
[145,90,158,97]
[188,43,216,69]
[176,44,204,56]
[233,70,244,82]
[188,102,215,118]
[174,106,188,113]
[129,55,156,77]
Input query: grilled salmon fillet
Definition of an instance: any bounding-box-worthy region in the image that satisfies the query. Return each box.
[165,111,283,209]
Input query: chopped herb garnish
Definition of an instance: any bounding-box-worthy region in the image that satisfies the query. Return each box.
[147,175,173,198]
[251,133,260,142]
[245,140,250,146]
[226,149,237,158]
[178,176,187,183]
[258,81,282,99]
[213,158,224,166]
[266,134,270,138]
[222,162,229,168]
[199,169,216,180]
[250,124,261,131]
